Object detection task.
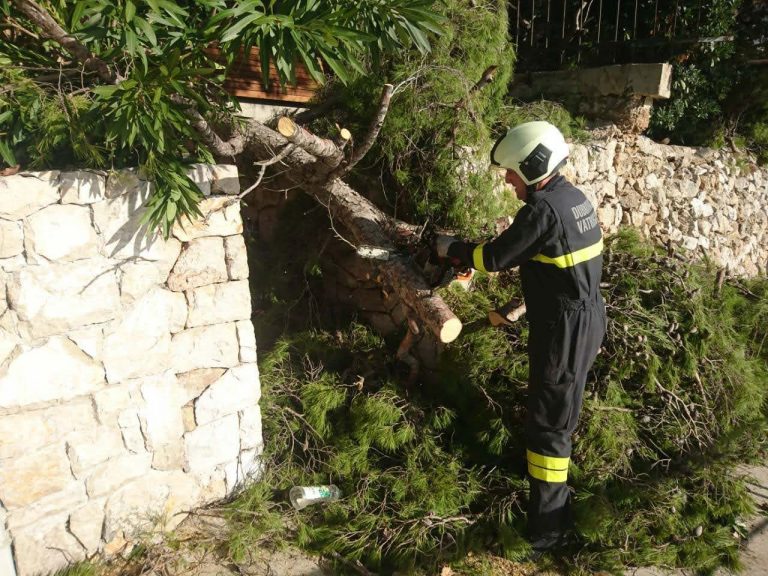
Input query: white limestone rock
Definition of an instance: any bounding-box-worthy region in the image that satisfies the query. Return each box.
[225,448,263,493]
[139,374,186,468]
[597,205,616,233]
[0,171,60,220]
[103,470,201,541]
[236,320,257,363]
[194,364,260,425]
[682,235,699,251]
[25,204,100,262]
[117,409,147,454]
[691,197,714,219]
[84,452,152,497]
[239,405,263,451]
[92,182,178,261]
[69,499,105,553]
[60,171,107,205]
[0,254,25,272]
[105,168,152,199]
[93,384,136,425]
[211,164,240,195]
[177,367,227,402]
[197,468,228,502]
[0,545,14,576]
[0,443,74,508]
[68,323,106,360]
[0,399,97,460]
[8,258,120,338]
[186,280,252,328]
[11,512,85,576]
[118,237,182,304]
[224,234,249,280]
[66,427,127,478]
[152,442,185,471]
[186,164,213,196]
[0,326,19,368]
[595,140,617,173]
[102,288,186,382]
[171,197,243,241]
[0,219,23,258]
[567,144,589,183]
[636,136,665,159]
[6,482,86,531]
[0,337,105,408]
[167,236,228,291]
[184,414,240,473]
[171,323,239,373]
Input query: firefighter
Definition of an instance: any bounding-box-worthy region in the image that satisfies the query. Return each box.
[434,121,606,554]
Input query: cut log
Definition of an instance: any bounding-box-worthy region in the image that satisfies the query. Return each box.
[277,116,345,167]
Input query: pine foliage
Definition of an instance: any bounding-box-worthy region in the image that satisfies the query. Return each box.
[308,0,514,237]
[228,229,768,574]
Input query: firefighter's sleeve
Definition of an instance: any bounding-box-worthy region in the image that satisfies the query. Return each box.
[446,203,557,272]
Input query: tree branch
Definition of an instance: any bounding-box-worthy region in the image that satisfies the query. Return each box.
[12,0,118,83]
[185,104,246,158]
[469,65,498,94]
[235,144,296,201]
[330,83,393,180]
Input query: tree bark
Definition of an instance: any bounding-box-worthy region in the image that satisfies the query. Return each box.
[12,0,117,83]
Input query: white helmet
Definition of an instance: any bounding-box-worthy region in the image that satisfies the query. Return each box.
[490,121,569,186]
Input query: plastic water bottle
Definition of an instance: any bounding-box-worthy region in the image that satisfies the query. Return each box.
[289,485,342,510]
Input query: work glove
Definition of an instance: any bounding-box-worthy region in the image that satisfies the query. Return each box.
[433,234,459,258]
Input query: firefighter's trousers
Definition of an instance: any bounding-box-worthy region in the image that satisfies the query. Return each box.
[525,296,606,541]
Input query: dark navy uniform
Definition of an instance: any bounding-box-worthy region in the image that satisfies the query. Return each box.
[447,174,606,544]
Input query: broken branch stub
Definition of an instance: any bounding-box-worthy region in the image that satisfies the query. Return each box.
[277,116,346,168]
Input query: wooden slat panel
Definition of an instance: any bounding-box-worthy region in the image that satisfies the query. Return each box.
[208,46,321,104]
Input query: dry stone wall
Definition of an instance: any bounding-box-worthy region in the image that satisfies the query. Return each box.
[0,166,262,576]
[562,134,768,277]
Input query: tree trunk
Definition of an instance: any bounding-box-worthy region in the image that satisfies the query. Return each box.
[242,121,463,343]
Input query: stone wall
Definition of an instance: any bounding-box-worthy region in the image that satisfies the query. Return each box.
[563,134,768,277]
[0,166,262,576]
[509,64,672,133]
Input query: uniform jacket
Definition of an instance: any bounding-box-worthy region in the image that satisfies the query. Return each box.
[447,174,604,323]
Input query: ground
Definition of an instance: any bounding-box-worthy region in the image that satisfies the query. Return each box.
[100,466,768,576]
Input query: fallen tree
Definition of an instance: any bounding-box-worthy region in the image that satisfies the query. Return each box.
[1,0,466,342]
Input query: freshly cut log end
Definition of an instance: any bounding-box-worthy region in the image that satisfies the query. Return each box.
[277,116,297,138]
[488,301,527,327]
[440,317,463,343]
[340,128,352,141]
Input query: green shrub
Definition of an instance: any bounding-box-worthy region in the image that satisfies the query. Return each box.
[228,228,768,574]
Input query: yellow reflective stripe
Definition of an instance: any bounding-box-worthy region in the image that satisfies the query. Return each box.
[528,462,569,483]
[531,238,603,269]
[472,243,487,272]
[527,450,569,471]
[527,450,570,482]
